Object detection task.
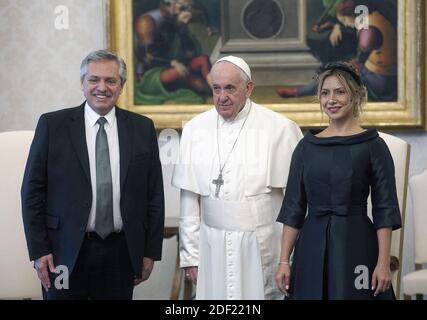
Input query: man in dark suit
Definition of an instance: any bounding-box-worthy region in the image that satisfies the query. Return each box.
[21,49,165,299]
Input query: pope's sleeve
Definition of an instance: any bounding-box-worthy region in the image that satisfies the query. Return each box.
[268,118,303,189]
[172,120,204,194]
[369,138,402,230]
[179,189,201,267]
[277,141,307,229]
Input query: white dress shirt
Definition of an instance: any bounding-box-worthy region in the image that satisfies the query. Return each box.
[84,103,123,232]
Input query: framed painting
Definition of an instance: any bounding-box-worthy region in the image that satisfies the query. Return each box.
[108,0,426,129]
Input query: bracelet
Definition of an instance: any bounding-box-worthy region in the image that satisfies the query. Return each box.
[278,261,290,265]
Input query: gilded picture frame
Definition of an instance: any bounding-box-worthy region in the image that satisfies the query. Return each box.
[108,0,426,129]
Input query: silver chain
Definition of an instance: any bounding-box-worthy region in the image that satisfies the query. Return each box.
[216,101,252,175]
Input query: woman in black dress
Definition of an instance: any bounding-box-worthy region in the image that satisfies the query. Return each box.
[275,62,401,300]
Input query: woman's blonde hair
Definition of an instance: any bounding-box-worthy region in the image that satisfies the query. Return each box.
[316,62,367,118]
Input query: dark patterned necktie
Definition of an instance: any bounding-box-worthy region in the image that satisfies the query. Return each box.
[94,117,114,239]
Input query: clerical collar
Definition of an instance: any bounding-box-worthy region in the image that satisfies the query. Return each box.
[218,99,251,125]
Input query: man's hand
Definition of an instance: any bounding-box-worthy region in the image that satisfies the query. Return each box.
[34,254,55,292]
[134,257,154,286]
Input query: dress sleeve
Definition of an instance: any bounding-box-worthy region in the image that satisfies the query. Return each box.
[370,138,402,230]
[276,141,307,229]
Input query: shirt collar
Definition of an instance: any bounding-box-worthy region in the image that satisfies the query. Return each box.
[84,102,116,128]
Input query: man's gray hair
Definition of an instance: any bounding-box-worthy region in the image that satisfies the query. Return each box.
[80,49,127,85]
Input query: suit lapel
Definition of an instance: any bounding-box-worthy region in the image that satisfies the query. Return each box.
[68,103,91,184]
[116,107,132,191]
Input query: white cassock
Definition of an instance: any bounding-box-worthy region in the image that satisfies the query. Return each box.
[172,99,303,299]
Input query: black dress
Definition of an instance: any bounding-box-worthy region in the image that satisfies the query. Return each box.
[277,129,402,300]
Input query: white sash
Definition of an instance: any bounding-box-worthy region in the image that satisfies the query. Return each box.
[201,197,257,231]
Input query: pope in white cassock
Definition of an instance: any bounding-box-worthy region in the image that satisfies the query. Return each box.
[172,56,303,299]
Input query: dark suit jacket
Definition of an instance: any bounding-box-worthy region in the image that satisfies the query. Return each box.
[21,103,165,277]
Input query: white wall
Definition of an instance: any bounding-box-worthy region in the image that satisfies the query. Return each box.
[1,0,426,299]
[0,0,107,130]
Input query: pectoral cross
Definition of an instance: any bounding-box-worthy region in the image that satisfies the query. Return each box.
[212,171,224,198]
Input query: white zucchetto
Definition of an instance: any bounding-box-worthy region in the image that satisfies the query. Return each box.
[215,55,252,80]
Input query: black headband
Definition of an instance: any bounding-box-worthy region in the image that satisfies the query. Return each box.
[317,62,362,86]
